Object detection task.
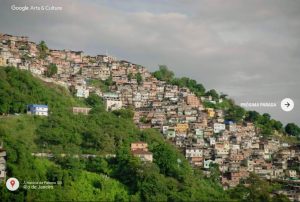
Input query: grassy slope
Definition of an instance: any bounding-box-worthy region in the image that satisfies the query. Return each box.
[0,67,229,201]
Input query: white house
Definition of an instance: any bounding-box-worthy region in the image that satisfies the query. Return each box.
[105,99,122,111]
[27,104,48,116]
[209,137,216,146]
[162,125,169,135]
[76,87,89,98]
[203,159,213,169]
[185,148,203,158]
[214,123,225,133]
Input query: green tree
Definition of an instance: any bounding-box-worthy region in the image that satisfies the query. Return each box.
[45,63,58,77]
[245,111,260,122]
[194,83,206,95]
[229,173,272,202]
[270,119,283,131]
[205,89,219,100]
[85,94,103,107]
[225,105,246,122]
[246,111,283,135]
[139,116,149,124]
[37,40,49,59]
[135,72,143,85]
[220,93,228,99]
[272,194,290,202]
[285,123,300,137]
[138,164,169,202]
[127,73,133,81]
[113,108,134,119]
[171,77,206,96]
[152,65,206,96]
[259,113,271,124]
[209,163,221,184]
[152,65,174,82]
[104,76,114,86]
[85,157,111,175]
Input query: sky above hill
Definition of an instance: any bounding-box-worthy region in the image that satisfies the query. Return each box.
[1,0,299,125]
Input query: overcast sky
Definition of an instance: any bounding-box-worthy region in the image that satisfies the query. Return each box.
[1,0,299,125]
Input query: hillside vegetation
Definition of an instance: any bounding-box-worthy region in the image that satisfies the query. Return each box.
[0,67,230,201]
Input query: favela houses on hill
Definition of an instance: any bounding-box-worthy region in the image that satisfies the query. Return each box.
[0,32,300,202]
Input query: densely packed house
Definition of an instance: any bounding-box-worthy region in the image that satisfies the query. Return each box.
[1,33,299,199]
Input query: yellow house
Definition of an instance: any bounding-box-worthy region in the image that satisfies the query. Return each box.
[175,123,189,133]
[207,108,215,118]
[0,56,6,66]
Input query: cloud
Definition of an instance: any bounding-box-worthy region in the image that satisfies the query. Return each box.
[0,0,299,124]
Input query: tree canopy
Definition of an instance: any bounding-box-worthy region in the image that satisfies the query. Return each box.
[205,89,219,100]
[153,65,206,96]
[37,40,49,59]
[285,123,300,137]
[229,173,289,202]
[45,63,58,77]
[152,65,174,82]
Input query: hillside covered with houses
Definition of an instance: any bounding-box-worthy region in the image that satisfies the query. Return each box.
[1,33,300,201]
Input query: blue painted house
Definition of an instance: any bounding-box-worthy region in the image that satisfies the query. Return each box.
[27,104,49,116]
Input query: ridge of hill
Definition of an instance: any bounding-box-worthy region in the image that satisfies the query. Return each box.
[0,32,298,137]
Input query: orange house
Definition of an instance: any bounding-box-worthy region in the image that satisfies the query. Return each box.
[175,123,189,133]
